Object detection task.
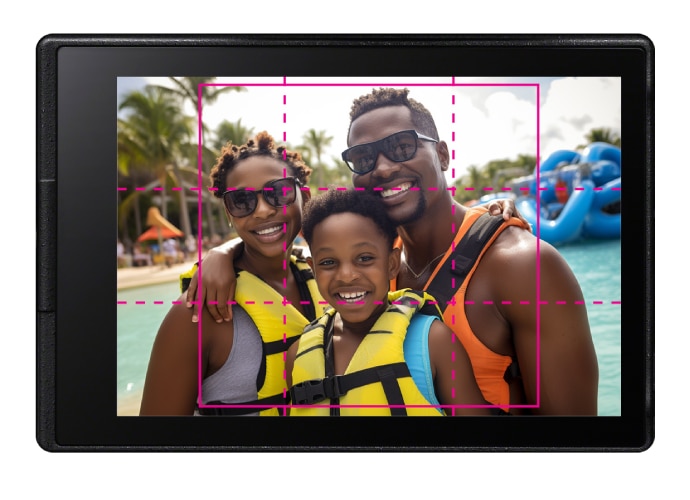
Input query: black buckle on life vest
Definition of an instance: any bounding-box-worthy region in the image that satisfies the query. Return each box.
[290,376,344,405]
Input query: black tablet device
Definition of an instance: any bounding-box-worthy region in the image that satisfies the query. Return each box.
[37,34,653,451]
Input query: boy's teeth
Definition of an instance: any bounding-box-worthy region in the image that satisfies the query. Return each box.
[339,291,366,301]
[256,225,282,235]
[381,182,412,198]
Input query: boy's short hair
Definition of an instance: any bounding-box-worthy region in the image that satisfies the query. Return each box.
[209,131,312,197]
[302,189,398,248]
[347,87,440,143]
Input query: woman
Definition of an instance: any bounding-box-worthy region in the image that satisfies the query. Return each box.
[139,131,322,416]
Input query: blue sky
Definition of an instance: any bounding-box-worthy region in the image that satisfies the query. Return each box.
[118,76,621,184]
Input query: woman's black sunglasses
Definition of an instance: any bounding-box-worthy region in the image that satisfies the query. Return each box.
[223,177,301,218]
[341,129,438,175]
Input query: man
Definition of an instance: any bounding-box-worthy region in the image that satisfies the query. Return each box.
[341,88,598,414]
[187,88,598,415]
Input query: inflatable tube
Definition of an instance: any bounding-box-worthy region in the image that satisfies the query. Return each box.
[530,149,582,196]
[582,211,621,239]
[516,180,596,245]
[590,160,621,187]
[589,177,621,210]
[539,149,582,173]
[583,142,621,165]
[582,177,621,239]
[515,144,620,245]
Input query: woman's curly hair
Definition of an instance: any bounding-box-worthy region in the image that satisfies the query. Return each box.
[209,131,312,197]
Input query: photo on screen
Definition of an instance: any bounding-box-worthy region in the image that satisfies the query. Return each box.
[116,76,620,417]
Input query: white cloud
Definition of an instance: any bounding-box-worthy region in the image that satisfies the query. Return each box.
[118,76,620,184]
[540,77,621,158]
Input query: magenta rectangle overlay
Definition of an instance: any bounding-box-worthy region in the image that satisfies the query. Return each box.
[188,78,547,413]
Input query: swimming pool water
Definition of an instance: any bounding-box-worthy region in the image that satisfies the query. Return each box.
[117,239,621,416]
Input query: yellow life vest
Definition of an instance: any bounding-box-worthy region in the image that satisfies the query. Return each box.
[181,255,326,416]
[289,289,445,416]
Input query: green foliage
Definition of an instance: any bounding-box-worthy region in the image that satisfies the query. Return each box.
[577,128,621,149]
[453,156,535,205]
[211,119,255,152]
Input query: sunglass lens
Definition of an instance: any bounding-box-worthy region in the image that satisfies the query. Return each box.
[347,144,376,173]
[225,190,256,217]
[384,131,417,161]
[266,178,297,207]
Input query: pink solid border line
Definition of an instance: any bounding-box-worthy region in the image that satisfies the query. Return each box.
[118,300,622,305]
[196,403,536,410]
[129,81,605,411]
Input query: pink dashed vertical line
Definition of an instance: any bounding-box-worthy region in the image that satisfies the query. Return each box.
[282,86,289,391]
[535,83,542,407]
[196,83,206,406]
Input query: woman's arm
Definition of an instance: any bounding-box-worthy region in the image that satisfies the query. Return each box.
[428,320,492,416]
[139,296,204,415]
[185,238,244,323]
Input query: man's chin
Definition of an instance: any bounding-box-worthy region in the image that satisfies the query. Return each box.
[387,196,426,227]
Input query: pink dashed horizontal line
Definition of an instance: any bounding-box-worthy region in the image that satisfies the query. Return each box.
[118,185,622,193]
[118,299,620,306]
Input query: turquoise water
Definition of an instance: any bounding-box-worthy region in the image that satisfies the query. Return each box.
[117,282,183,414]
[117,239,621,415]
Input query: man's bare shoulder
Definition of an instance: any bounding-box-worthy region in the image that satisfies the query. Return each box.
[486,226,577,282]
[488,225,538,260]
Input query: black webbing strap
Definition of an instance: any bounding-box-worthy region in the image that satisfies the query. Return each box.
[376,365,407,416]
[198,393,287,416]
[322,313,340,416]
[291,262,316,322]
[254,261,314,391]
[426,212,505,313]
[289,362,411,406]
[263,335,301,356]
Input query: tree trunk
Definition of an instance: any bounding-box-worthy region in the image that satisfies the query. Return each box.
[132,172,142,237]
[205,197,217,238]
[171,163,193,240]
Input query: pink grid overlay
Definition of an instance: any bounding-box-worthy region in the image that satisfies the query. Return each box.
[118,78,621,415]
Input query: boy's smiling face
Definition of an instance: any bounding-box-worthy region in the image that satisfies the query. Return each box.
[307,212,400,325]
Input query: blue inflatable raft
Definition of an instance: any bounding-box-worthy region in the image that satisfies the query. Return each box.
[477,142,621,246]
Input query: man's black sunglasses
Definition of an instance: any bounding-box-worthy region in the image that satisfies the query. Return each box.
[341,129,439,175]
[223,177,301,218]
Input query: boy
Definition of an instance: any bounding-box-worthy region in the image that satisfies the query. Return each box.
[286,189,490,416]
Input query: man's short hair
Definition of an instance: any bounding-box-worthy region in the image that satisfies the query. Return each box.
[347,87,440,143]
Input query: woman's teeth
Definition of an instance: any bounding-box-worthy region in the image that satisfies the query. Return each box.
[381,182,412,198]
[255,225,282,235]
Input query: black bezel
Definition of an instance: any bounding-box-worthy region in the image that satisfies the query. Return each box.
[37,34,654,451]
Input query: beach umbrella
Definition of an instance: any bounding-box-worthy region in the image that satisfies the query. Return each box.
[136,225,184,242]
[136,207,184,243]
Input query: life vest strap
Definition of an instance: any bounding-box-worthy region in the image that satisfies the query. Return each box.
[290,362,410,405]
[264,335,300,356]
[426,212,505,312]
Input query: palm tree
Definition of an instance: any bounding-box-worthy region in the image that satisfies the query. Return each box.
[211,118,255,151]
[154,77,246,238]
[301,129,333,188]
[118,86,195,243]
[578,128,622,149]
